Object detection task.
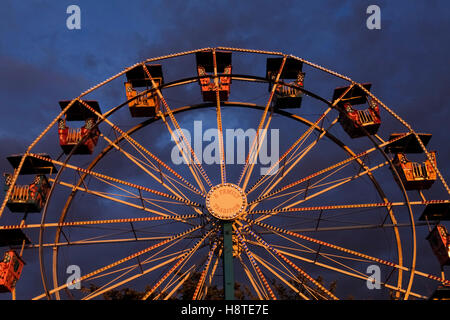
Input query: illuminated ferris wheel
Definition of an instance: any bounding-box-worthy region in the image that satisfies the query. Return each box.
[0,47,449,300]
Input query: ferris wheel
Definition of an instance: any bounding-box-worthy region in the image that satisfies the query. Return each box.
[0,47,449,300]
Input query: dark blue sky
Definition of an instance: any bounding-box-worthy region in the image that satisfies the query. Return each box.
[1,0,449,166]
[1,0,449,300]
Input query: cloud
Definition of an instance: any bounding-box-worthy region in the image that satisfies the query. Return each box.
[0,0,449,299]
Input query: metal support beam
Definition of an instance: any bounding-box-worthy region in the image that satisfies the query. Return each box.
[223,222,234,300]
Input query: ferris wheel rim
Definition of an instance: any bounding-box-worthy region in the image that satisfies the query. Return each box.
[2,47,447,300]
[41,102,410,300]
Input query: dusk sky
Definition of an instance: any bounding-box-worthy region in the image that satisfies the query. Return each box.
[0,0,449,300]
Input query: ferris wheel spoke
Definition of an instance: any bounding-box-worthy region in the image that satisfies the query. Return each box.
[244,234,301,286]
[244,218,450,287]
[246,246,328,301]
[1,214,199,233]
[234,225,277,299]
[89,174,195,216]
[76,99,204,198]
[251,115,354,209]
[246,121,323,199]
[91,106,197,197]
[252,250,330,300]
[251,124,346,209]
[155,239,208,299]
[281,161,388,211]
[273,240,427,299]
[250,200,450,217]
[267,221,432,234]
[250,252,310,300]
[238,56,288,191]
[196,245,222,300]
[88,170,203,217]
[237,222,338,300]
[267,245,426,299]
[249,132,409,206]
[28,153,201,208]
[83,244,190,300]
[250,113,337,210]
[247,109,334,199]
[164,269,196,300]
[76,166,201,217]
[247,83,355,202]
[265,166,357,212]
[28,219,203,249]
[252,161,388,224]
[244,235,319,299]
[159,244,217,300]
[4,47,446,301]
[240,111,274,192]
[252,238,299,282]
[50,178,195,218]
[267,229,376,278]
[91,234,191,300]
[247,239,366,265]
[32,224,203,300]
[212,49,227,184]
[160,114,208,194]
[82,254,183,300]
[59,229,202,300]
[67,235,192,300]
[192,240,218,300]
[251,162,388,218]
[156,266,196,300]
[100,133,199,204]
[157,266,196,300]
[236,255,265,299]
[237,242,271,299]
[26,235,172,248]
[86,248,189,283]
[141,226,218,300]
[141,64,213,191]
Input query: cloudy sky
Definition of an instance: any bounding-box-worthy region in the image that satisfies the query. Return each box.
[1,0,449,165]
[0,0,449,300]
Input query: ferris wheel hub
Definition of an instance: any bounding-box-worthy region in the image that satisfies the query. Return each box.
[205,183,247,220]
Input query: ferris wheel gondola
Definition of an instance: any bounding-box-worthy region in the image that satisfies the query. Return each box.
[0,47,449,300]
